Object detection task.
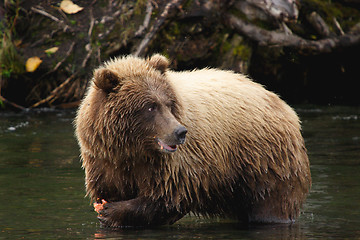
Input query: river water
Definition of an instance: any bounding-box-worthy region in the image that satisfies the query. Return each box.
[0,105,359,239]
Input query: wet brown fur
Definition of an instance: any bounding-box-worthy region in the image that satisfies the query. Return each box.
[75,54,311,227]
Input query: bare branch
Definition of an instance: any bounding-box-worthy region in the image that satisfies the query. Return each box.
[235,0,299,23]
[135,0,154,37]
[30,72,78,108]
[42,41,76,77]
[82,45,93,68]
[225,14,360,54]
[88,8,95,38]
[333,17,345,36]
[133,0,186,57]
[54,42,76,72]
[0,95,26,110]
[307,12,331,38]
[31,6,61,23]
[98,9,133,40]
[31,6,71,32]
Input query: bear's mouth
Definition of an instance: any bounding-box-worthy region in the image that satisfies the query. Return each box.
[156,138,178,153]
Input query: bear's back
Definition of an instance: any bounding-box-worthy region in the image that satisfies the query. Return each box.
[165,68,310,220]
[166,68,300,137]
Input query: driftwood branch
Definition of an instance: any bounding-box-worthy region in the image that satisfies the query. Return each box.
[135,0,154,37]
[30,72,78,108]
[31,6,71,32]
[333,17,345,36]
[0,95,26,110]
[82,46,93,68]
[88,9,95,38]
[235,0,299,23]
[307,12,331,38]
[225,14,360,54]
[133,0,185,57]
[53,42,76,72]
[31,6,61,22]
[36,41,76,80]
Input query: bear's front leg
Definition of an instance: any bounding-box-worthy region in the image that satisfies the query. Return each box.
[95,197,185,228]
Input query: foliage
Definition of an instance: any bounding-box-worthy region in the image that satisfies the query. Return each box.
[0,1,25,79]
[1,0,360,109]
[301,0,360,31]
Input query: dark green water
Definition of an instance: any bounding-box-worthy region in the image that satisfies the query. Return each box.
[0,106,359,239]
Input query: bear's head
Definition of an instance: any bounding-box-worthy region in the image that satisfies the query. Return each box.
[92,54,187,156]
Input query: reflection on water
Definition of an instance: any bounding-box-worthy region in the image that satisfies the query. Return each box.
[297,106,360,239]
[0,106,359,239]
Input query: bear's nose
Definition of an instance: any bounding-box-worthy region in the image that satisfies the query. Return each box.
[174,125,187,144]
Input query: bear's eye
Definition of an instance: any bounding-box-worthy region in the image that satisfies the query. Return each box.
[148,103,157,112]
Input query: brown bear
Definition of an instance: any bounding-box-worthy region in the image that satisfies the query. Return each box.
[75,54,311,228]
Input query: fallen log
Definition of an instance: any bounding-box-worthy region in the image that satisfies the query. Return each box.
[225,14,360,54]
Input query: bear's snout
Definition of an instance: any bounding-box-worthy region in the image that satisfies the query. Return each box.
[174,125,187,144]
[155,125,187,153]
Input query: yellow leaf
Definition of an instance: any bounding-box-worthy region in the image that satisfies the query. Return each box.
[60,0,83,14]
[45,47,59,54]
[26,57,42,72]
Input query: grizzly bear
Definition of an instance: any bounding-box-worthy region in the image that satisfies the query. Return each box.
[75,54,311,227]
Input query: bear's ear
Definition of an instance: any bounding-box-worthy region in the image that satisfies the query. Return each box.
[148,54,169,74]
[93,68,120,93]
